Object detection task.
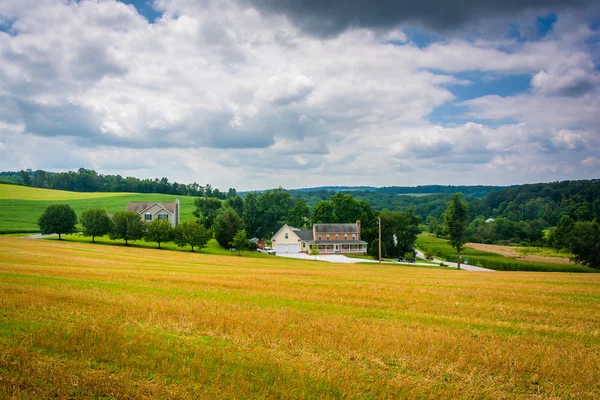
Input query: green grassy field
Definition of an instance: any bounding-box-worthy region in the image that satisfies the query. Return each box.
[1,237,599,398]
[416,234,596,273]
[0,183,197,233]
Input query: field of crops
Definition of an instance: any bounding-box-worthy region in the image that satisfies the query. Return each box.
[0,183,197,233]
[1,237,599,398]
[416,234,596,273]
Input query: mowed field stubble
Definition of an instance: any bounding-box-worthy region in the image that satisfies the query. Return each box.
[1,237,600,399]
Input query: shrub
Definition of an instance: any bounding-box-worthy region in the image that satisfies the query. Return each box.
[369,239,387,259]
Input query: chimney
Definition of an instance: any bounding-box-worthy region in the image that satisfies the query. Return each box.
[175,198,180,226]
[356,220,361,239]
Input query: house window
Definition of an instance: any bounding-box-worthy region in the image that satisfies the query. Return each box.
[285,233,288,239]
[158,214,168,220]
[352,234,356,239]
[326,234,330,240]
[144,214,152,221]
[344,234,348,240]
[318,235,322,240]
[303,242,306,248]
[335,234,339,239]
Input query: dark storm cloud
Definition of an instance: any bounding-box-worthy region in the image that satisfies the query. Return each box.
[241,0,597,36]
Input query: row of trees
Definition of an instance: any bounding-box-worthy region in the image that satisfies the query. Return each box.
[38,205,214,251]
[4,168,233,198]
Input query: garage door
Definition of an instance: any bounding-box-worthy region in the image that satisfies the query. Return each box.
[275,244,298,254]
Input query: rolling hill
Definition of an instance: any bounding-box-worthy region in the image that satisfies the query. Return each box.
[0,183,198,233]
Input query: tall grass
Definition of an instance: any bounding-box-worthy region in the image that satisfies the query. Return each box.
[416,234,597,273]
[1,237,600,398]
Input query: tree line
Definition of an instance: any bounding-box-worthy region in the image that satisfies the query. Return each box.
[2,168,234,199]
[38,205,219,252]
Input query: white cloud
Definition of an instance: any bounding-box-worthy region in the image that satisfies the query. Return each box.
[0,0,598,189]
[581,156,600,167]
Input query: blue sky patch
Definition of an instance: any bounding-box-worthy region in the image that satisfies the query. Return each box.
[0,17,16,35]
[403,28,443,48]
[438,71,531,101]
[537,13,557,37]
[118,0,162,23]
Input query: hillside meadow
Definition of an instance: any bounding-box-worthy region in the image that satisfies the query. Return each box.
[416,234,597,273]
[0,183,197,233]
[1,237,600,398]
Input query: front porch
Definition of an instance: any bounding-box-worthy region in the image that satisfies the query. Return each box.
[314,243,367,255]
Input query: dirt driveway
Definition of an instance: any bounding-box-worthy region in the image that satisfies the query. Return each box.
[465,243,572,264]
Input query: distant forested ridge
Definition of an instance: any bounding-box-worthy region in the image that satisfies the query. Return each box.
[478,180,600,225]
[0,169,234,199]
[377,185,510,198]
[286,190,463,220]
[288,180,600,224]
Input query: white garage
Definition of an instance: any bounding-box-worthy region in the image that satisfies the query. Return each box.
[275,244,298,254]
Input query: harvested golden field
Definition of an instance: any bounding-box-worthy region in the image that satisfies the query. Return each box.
[465,242,572,265]
[1,237,599,399]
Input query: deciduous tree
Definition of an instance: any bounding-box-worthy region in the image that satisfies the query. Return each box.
[174,221,210,252]
[80,208,112,243]
[193,197,222,229]
[38,204,77,240]
[443,193,469,270]
[144,219,174,249]
[110,211,146,246]
[312,200,336,223]
[570,221,600,269]
[229,229,249,256]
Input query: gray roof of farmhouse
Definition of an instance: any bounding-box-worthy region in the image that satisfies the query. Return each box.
[126,202,176,214]
[313,223,359,233]
[295,230,314,241]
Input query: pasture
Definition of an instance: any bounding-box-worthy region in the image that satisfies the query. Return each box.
[416,234,597,273]
[1,237,599,398]
[0,183,197,233]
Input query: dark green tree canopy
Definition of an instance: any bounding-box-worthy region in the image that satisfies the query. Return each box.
[378,209,421,257]
[225,196,244,216]
[570,221,600,269]
[213,207,244,249]
[38,204,77,240]
[369,239,386,259]
[312,200,336,223]
[288,199,310,229]
[243,192,262,238]
[193,197,222,230]
[80,208,112,243]
[109,211,146,245]
[144,219,174,249]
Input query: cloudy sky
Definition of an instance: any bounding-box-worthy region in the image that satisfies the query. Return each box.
[1,0,599,190]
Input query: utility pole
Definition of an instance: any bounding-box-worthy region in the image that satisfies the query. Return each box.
[378,217,382,264]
